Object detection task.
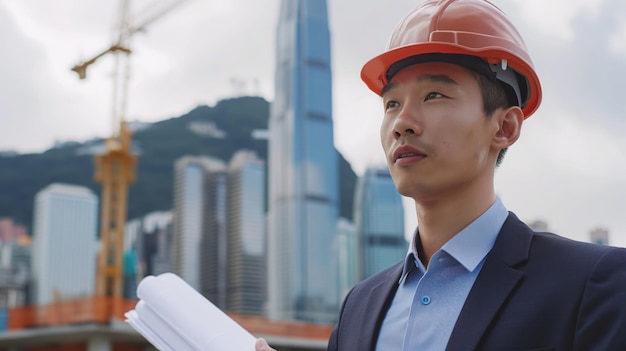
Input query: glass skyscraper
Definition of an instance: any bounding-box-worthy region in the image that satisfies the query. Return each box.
[173,156,226,297]
[335,218,357,301]
[227,150,266,316]
[200,162,228,308]
[354,166,406,280]
[267,0,339,323]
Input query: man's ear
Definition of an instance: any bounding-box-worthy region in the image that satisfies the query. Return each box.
[492,106,524,150]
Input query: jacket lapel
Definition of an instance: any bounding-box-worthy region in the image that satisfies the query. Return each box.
[359,263,403,351]
[446,213,533,351]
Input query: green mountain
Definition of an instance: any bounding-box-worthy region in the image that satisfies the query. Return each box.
[0,96,357,231]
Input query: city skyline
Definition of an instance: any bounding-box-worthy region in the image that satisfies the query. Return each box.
[1,0,625,248]
[0,140,615,337]
[0,0,626,340]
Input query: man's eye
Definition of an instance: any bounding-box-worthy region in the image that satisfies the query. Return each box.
[385,100,400,110]
[424,92,444,101]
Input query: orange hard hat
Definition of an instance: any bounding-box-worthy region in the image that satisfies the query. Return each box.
[361,0,542,118]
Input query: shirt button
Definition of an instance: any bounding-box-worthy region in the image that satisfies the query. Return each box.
[421,296,431,305]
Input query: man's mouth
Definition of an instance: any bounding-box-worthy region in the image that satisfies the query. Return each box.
[398,152,418,159]
[393,146,427,163]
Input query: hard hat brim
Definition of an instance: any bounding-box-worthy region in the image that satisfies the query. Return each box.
[361,42,542,119]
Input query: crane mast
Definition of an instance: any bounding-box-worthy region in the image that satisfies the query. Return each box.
[71,0,189,319]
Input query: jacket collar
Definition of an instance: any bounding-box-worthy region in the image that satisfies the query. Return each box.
[361,263,403,351]
[445,212,533,351]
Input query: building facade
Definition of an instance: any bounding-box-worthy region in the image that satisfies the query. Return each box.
[31,183,98,305]
[0,218,29,244]
[173,156,226,298]
[335,218,356,301]
[125,211,173,279]
[200,162,228,308]
[267,0,339,323]
[354,167,406,280]
[226,150,266,316]
[590,227,609,246]
[0,242,31,313]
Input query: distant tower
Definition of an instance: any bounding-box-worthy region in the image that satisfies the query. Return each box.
[125,211,173,278]
[0,218,29,244]
[149,212,175,276]
[226,150,266,316]
[528,219,549,232]
[590,227,609,246]
[31,183,98,305]
[354,167,406,280]
[267,0,339,323]
[173,156,226,299]
[200,160,228,309]
[0,242,31,308]
[335,218,357,300]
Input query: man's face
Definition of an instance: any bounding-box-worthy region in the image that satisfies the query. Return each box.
[380,61,500,201]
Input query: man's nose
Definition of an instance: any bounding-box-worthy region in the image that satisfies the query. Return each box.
[394,128,416,137]
[392,106,422,138]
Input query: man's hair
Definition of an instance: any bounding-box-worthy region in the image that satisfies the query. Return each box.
[472,72,514,167]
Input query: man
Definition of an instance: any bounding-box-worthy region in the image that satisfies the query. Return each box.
[258,0,626,350]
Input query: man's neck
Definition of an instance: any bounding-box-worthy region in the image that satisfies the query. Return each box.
[413,186,496,266]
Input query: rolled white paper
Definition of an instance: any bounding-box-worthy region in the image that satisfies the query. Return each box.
[125,272,256,351]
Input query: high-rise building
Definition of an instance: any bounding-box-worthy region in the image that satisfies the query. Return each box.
[200,161,228,308]
[354,166,406,280]
[590,227,609,246]
[31,183,98,305]
[0,242,31,309]
[173,156,226,297]
[528,219,549,232]
[0,218,29,244]
[335,218,357,300]
[267,0,339,323]
[125,211,173,279]
[226,150,266,316]
[149,213,175,276]
[123,218,141,300]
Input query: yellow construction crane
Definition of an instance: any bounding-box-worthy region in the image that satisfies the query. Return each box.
[71,0,189,317]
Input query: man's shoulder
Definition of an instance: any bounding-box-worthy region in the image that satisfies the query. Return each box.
[502,213,626,270]
[349,262,403,295]
[502,212,625,257]
[530,230,626,265]
[531,230,623,253]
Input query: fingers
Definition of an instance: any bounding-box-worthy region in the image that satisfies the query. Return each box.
[255,338,276,351]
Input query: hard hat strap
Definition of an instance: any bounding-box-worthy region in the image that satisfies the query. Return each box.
[487,60,527,109]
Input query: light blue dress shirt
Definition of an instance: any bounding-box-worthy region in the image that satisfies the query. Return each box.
[375,197,508,351]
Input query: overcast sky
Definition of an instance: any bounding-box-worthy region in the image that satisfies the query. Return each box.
[1,0,625,246]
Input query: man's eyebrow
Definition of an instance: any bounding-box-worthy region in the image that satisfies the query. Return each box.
[382,74,459,96]
[417,74,459,85]
[381,82,397,95]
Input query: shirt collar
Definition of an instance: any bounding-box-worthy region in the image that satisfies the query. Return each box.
[399,197,509,283]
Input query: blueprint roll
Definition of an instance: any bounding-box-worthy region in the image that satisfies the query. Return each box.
[125,272,256,351]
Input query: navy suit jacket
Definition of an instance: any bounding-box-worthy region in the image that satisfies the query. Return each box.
[328,213,626,351]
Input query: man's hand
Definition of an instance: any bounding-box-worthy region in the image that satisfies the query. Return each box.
[255,338,276,351]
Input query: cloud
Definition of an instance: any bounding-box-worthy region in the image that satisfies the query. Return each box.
[504,0,606,41]
[0,5,67,151]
